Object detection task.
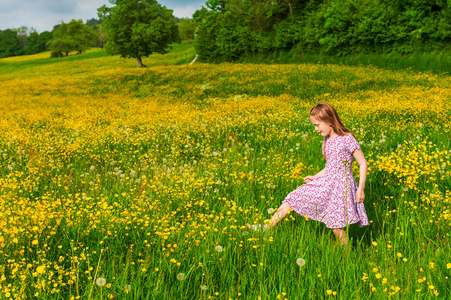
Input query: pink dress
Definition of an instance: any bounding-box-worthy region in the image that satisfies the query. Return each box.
[283,134,369,229]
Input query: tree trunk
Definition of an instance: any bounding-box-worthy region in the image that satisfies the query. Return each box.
[137,56,144,67]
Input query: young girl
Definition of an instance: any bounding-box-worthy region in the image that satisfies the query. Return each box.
[248,103,369,245]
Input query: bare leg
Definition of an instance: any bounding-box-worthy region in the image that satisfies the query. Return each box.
[246,202,293,231]
[333,228,348,246]
[269,202,292,228]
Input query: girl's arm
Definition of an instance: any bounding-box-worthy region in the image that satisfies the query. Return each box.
[353,149,367,203]
[304,168,325,183]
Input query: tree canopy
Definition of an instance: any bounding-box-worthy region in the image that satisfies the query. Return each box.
[178,18,196,42]
[98,0,180,67]
[0,29,23,58]
[48,19,95,57]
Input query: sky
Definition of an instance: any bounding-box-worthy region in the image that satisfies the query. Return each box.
[0,0,206,32]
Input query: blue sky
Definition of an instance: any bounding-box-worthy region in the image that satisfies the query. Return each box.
[0,0,206,32]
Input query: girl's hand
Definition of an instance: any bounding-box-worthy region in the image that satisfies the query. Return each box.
[304,175,316,183]
[356,187,365,203]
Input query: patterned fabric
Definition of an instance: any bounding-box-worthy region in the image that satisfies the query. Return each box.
[283,134,370,229]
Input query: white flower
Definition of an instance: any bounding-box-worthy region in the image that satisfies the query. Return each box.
[125,284,131,291]
[200,285,208,291]
[177,273,186,281]
[268,208,275,214]
[96,277,106,287]
[296,258,306,267]
[215,245,223,253]
[90,165,95,171]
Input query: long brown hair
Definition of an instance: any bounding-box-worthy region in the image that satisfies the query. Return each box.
[309,103,352,157]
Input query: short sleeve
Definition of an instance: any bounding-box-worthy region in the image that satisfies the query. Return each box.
[346,134,361,154]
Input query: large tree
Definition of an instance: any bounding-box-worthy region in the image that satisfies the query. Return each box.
[98,0,180,67]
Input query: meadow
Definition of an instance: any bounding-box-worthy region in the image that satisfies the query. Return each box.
[0,43,450,299]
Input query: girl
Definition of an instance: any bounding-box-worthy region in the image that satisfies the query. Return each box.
[248,103,369,245]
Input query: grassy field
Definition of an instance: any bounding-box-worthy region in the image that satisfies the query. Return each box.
[0,43,450,299]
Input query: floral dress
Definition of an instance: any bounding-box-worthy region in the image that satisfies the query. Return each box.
[283,134,369,229]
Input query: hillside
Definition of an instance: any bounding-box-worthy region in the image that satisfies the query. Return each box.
[0,43,450,299]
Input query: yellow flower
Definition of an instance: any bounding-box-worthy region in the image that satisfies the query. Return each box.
[397,253,402,258]
[372,268,379,273]
[376,273,382,279]
[428,285,434,290]
[32,240,38,245]
[36,265,45,274]
[326,290,332,295]
[371,241,377,246]
[447,263,451,269]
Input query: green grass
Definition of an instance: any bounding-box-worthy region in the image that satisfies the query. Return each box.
[0,42,450,299]
[240,50,451,75]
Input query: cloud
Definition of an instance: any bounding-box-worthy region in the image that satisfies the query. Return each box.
[172,5,200,18]
[0,0,110,32]
[0,0,205,32]
[161,1,206,17]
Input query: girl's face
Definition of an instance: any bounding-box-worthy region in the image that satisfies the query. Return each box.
[310,116,335,138]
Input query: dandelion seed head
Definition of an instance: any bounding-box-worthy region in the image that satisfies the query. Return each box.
[177,273,186,281]
[296,258,305,267]
[96,277,106,287]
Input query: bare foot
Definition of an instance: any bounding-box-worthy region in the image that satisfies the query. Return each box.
[246,223,269,232]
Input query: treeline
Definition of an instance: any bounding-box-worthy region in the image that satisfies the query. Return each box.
[1,14,195,59]
[0,18,106,59]
[194,0,451,62]
[0,28,51,58]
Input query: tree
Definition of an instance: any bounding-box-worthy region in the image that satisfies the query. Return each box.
[14,26,30,49]
[48,22,71,57]
[48,20,95,57]
[66,19,96,54]
[38,31,53,51]
[25,31,40,54]
[0,29,23,58]
[85,18,108,48]
[25,30,51,54]
[178,18,196,42]
[98,0,180,67]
